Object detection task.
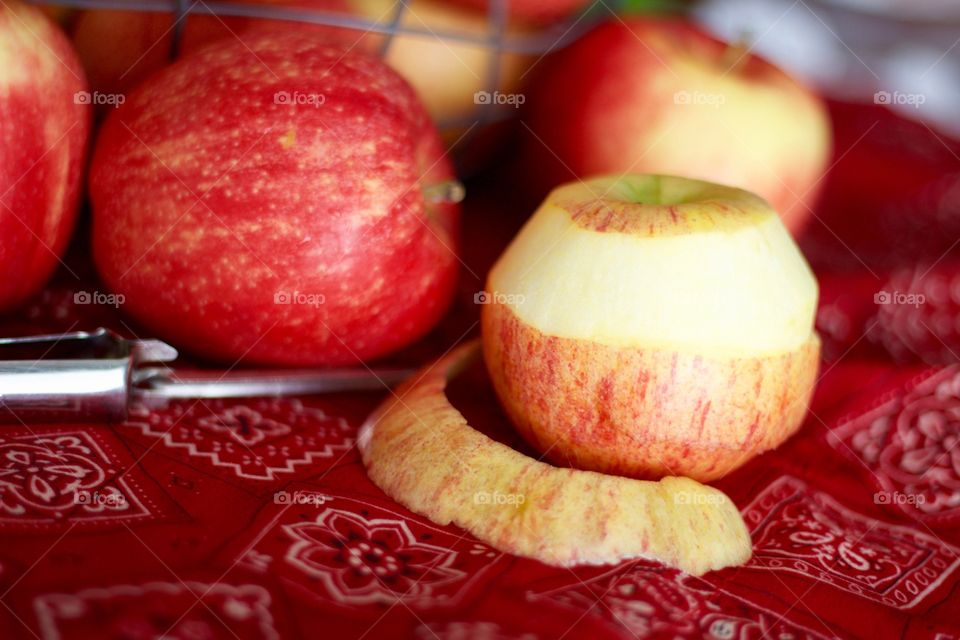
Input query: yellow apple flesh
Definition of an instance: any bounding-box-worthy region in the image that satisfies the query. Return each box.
[482,174,820,481]
[359,341,753,575]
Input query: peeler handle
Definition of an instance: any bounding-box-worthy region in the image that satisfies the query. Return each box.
[0,328,177,423]
[0,359,131,423]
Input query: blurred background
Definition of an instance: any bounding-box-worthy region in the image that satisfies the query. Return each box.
[36,0,960,148]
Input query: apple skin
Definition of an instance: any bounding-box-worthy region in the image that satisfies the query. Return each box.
[480,174,820,482]
[360,340,752,575]
[89,28,459,365]
[482,302,820,482]
[71,9,244,99]
[0,1,90,311]
[351,0,532,135]
[519,17,831,235]
[70,1,353,99]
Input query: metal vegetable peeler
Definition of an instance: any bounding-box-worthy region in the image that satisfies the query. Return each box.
[0,329,414,423]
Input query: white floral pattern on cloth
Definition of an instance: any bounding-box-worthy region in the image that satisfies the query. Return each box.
[122,398,354,482]
[34,582,278,640]
[235,493,505,609]
[828,366,960,522]
[0,430,153,529]
[527,561,829,639]
[742,476,960,609]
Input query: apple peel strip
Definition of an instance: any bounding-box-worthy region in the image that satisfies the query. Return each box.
[359,340,752,576]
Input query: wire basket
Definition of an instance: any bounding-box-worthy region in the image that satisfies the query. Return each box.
[28,0,622,138]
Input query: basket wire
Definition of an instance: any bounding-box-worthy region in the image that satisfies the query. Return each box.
[28,0,621,150]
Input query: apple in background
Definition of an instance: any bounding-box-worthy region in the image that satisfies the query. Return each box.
[449,0,592,25]
[0,1,89,312]
[69,0,356,99]
[482,174,820,482]
[70,0,531,138]
[519,17,831,235]
[360,340,752,575]
[37,3,74,26]
[89,28,460,366]
[351,0,532,138]
[70,7,248,98]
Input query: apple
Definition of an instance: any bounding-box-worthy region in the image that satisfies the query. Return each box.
[37,3,74,26]
[89,27,460,366]
[351,0,532,137]
[359,340,753,575]
[70,0,531,135]
[519,17,831,235]
[69,0,355,100]
[0,1,90,312]
[481,174,820,482]
[70,7,247,99]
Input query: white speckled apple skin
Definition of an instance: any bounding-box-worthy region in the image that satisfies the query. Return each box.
[90,28,459,365]
[0,1,89,311]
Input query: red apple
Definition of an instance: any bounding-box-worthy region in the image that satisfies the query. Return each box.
[0,1,89,311]
[89,28,460,365]
[519,17,831,235]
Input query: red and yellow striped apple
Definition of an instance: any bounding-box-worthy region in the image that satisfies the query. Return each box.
[482,174,820,482]
[0,1,89,312]
[360,340,752,575]
[519,17,831,235]
[90,28,459,365]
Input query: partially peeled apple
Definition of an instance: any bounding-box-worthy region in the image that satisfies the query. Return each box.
[359,341,752,575]
[482,174,820,482]
[360,173,817,573]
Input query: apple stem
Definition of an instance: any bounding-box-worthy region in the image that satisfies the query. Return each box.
[423,179,466,205]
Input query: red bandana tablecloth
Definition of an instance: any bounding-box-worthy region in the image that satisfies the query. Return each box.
[1,101,960,640]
